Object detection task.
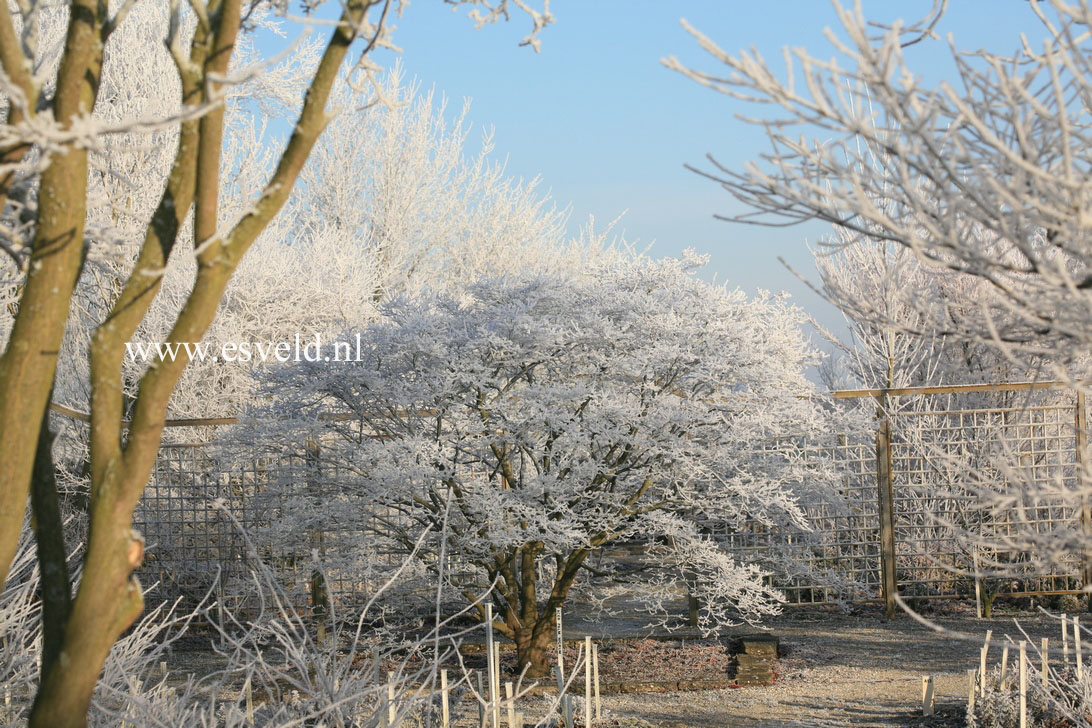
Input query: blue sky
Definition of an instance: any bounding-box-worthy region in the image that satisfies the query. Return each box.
[278,2,1051,338]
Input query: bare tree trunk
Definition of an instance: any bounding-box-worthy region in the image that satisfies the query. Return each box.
[25,4,374,725]
[0,0,104,589]
[29,397,72,682]
[515,624,555,678]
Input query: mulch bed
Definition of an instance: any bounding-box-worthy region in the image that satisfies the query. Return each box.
[445,638,745,694]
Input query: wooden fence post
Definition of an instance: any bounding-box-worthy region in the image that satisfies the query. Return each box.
[1077,392,1092,610]
[875,392,898,618]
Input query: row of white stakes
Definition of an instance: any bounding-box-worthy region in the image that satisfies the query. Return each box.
[114,612,603,728]
[449,602,602,728]
[949,616,1086,728]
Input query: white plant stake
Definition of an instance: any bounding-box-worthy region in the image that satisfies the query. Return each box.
[921,675,934,716]
[494,642,503,728]
[505,682,515,728]
[556,607,564,679]
[967,669,976,711]
[1063,613,1070,663]
[1019,641,1027,728]
[486,603,499,728]
[1076,616,1084,681]
[585,636,593,728]
[593,643,601,720]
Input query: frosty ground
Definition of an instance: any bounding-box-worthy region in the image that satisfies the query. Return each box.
[163,605,1057,727]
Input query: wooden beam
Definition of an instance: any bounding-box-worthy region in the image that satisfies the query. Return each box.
[834,380,1071,399]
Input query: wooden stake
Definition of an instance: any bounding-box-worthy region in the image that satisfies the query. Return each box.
[1019,641,1027,728]
[592,643,601,721]
[979,646,988,697]
[553,666,573,728]
[441,669,450,728]
[974,550,983,619]
[516,713,524,728]
[1000,645,1009,691]
[1076,616,1084,681]
[216,585,226,652]
[921,675,934,716]
[160,660,168,677]
[388,682,397,726]
[1042,638,1049,688]
[478,672,486,728]
[980,630,992,697]
[585,636,593,728]
[486,604,499,728]
[245,677,253,726]
[493,641,502,728]
[967,669,976,711]
[505,682,515,727]
[556,607,564,679]
[379,684,389,728]
[1063,613,1070,663]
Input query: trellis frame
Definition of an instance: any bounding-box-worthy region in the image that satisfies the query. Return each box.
[49,380,1092,618]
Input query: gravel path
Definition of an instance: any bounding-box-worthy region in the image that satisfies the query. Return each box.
[594,608,1060,727]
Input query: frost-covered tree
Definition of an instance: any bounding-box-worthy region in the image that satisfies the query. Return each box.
[813,238,943,393]
[244,254,830,677]
[814,230,1066,394]
[36,66,620,427]
[666,0,1092,383]
[0,0,552,724]
[138,71,624,422]
[668,0,1092,600]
